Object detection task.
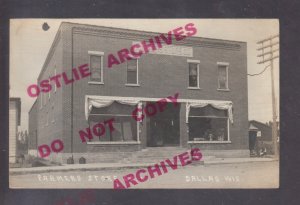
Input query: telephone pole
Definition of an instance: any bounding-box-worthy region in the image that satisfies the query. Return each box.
[257,34,279,159]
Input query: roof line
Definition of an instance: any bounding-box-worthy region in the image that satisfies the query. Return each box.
[61,21,247,44]
[28,99,37,113]
[37,23,63,80]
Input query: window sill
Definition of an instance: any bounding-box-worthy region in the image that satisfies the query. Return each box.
[88,81,104,85]
[125,84,140,87]
[188,141,231,144]
[87,141,141,145]
[217,89,230,92]
[188,87,201,90]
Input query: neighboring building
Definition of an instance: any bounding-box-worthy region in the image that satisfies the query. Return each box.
[30,22,249,163]
[249,120,272,141]
[9,97,21,163]
[28,99,38,156]
[16,130,28,156]
[248,120,278,154]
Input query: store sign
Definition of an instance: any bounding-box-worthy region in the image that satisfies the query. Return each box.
[132,41,193,57]
[257,131,262,137]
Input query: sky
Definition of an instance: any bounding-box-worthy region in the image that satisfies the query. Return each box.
[10,19,279,131]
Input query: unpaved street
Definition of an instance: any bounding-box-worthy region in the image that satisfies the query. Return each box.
[10,161,279,189]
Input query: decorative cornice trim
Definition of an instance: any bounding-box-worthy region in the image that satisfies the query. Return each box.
[72,26,241,51]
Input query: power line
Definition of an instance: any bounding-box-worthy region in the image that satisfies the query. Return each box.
[247,64,271,76]
[256,34,279,159]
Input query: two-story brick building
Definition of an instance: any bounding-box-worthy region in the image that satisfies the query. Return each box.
[28,22,249,164]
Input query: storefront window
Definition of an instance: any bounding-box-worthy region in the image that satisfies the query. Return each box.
[88,102,138,142]
[89,116,137,142]
[188,105,229,141]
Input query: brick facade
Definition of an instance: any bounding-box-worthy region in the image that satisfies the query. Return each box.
[30,22,249,163]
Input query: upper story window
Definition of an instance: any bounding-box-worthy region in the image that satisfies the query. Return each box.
[217,62,229,90]
[88,51,104,84]
[126,59,139,85]
[188,59,200,89]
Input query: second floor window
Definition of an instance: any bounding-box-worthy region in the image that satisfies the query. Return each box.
[89,52,103,83]
[188,62,199,88]
[127,59,138,85]
[218,64,228,90]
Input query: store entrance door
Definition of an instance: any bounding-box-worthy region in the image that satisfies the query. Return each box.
[147,103,180,147]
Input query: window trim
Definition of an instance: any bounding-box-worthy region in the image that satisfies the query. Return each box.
[187,59,200,89]
[87,141,141,145]
[88,51,104,84]
[88,81,104,85]
[217,62,229,90]
[188,141,231,144]
[187,59,200,64]
[126,58,139,86]
[188,87,201,90]
[189,115,228,119]
[125,83,140,87]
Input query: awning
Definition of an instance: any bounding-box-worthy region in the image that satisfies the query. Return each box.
[85,95,233,123]
[249,124,259,131]
[85,96,142,121]
[186,101,233,123]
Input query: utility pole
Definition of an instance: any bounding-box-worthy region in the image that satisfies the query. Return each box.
[257,34,279,159]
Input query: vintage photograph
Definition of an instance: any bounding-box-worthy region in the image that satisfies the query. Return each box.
[9,19,279,189]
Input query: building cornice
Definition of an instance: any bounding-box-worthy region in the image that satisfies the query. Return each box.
[37,22,245,82]
[73,26,242,51]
